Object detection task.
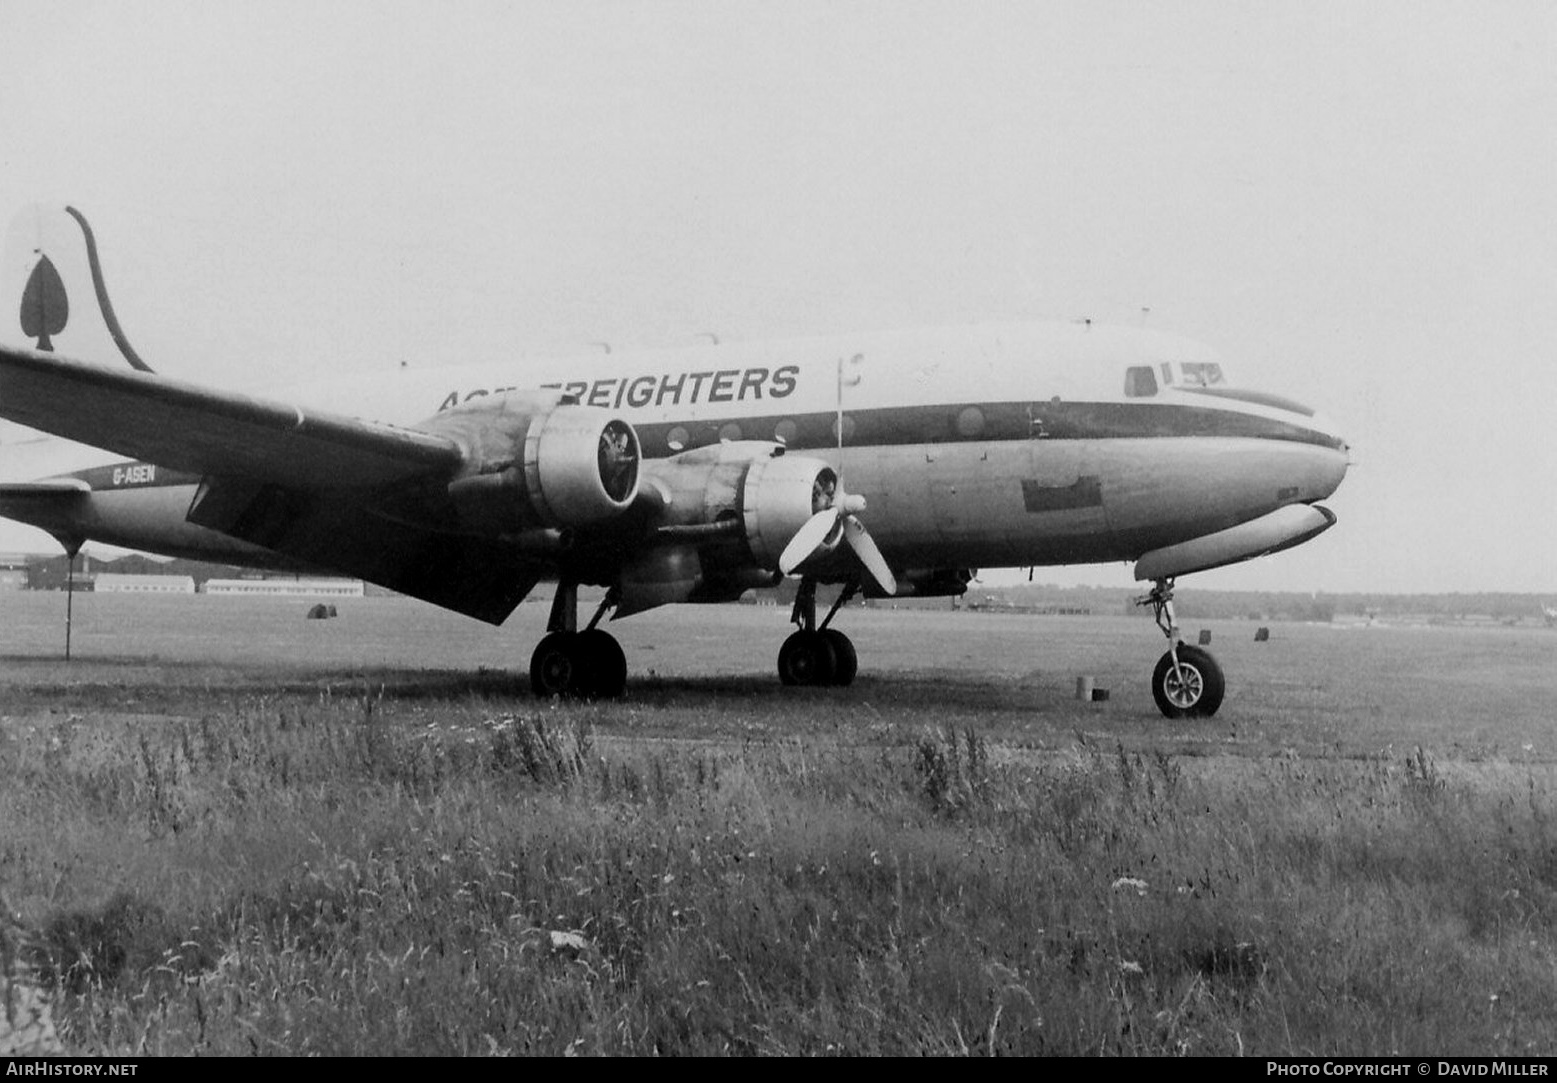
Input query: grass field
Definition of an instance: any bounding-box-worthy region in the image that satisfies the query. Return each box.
[2,590,1556,1055]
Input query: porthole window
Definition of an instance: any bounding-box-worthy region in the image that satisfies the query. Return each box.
[666,425,689,451]
[955,406,985,437]
[718,422,743,442]
[774,419,797,445]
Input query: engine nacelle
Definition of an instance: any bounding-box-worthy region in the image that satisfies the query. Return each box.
[615,543,784,617]
[872,567,974,599]
[634,443,837,577]
[424,391,640,534]
[739,453,835,570]
[617,545,703,617]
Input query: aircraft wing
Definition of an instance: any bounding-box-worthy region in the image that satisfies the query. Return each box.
[0,344,464,488]
[0,345,556,623]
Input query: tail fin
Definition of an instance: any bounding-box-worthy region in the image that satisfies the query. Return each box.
[2,204,153,371]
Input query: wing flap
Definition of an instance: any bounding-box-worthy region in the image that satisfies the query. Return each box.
[187,476,538,623]
[0,344,463,488]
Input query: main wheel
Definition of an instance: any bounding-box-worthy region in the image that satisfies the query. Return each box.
[1151,644,1225,718]
[821,629,857,686]
[575,628,627,700]
[777,630,837,686]
[530,632,579,698]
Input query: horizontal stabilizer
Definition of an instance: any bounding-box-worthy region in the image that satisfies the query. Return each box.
[0,478,91,537]
[1134,504,1336,581]
[0,344,464,489]
[0,478,91,494]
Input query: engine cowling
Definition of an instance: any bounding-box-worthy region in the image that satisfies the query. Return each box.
[609,445,868,612]
[423,391,640,534]
[740,453,837,570]
[636,442,836,569]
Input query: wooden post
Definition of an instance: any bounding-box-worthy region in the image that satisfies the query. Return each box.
[56,538,82,662]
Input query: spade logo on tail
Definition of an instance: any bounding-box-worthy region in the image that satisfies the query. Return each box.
[20,254,68,351]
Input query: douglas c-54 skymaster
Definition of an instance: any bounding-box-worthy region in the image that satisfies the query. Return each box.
[0,205,1350,716]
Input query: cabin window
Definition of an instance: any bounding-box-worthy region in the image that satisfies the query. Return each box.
[1124,366,1158,397]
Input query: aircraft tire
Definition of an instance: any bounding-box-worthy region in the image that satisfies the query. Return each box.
[778,630,837,686]
[1151,644,1225,718]
[530,632,579,698]
[576,629,627,699]
[821,629,857,686]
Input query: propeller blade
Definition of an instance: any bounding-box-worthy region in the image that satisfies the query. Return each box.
[779,508,841,575]
[842,516,897,596]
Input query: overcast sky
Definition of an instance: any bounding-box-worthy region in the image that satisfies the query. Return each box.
[2,1,1554,595]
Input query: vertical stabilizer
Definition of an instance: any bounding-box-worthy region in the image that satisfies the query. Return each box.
[2,205,153,371]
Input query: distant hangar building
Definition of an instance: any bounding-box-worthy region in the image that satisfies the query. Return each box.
[202,578,364,598]
[94,573,196,594]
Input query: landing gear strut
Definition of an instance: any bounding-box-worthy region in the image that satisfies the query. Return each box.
[530,582,628,699]
[778,578,859,687]
[1136,577,1224,718]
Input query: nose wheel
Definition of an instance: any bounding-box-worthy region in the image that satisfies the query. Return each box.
[1137,578,1225,718]
[1151,643,1224,718]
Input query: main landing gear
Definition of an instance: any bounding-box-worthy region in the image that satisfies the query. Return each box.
[1137,577,1225,718]
[778,578,859,687]
[530,582,628,700]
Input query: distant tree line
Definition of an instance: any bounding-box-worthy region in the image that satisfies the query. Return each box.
[981,584,1552,623]
[17,550,1552,622]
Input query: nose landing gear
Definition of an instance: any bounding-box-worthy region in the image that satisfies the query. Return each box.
[1137,577,1225,718]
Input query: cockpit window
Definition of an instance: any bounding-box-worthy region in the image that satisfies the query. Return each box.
[1124,366,1158,397]
[1178,361,1225,386]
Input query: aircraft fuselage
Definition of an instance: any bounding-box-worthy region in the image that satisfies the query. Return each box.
[0,321,1348,577]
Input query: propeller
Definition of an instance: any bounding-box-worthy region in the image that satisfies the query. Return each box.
[777,353,896,595]
[778,480,897,596]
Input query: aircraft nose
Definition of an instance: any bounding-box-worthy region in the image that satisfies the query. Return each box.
[1311,429,1351,500]
[1316,415,1351,459]
[1328,443,1351,495]
[1265,406,1349,504]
